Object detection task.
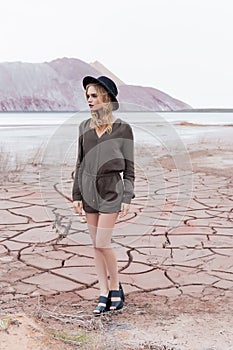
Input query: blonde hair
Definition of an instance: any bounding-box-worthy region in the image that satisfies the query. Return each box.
[86,84,114,133]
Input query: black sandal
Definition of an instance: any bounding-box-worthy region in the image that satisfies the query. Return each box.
[93,295,110,316]
[119,282,125,302]
[109,283,125,311]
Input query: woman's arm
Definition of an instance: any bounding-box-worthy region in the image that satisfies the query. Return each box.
[72,123,84,202]
[122,124,135,204]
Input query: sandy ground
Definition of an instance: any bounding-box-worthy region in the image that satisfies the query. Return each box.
[0,126,233,349]
[0,294,233,350]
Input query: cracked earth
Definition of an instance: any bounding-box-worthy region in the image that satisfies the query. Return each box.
[0,136,233,349]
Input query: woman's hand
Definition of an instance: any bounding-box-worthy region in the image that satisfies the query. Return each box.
[73,200,83,215]
[119,202,130,218]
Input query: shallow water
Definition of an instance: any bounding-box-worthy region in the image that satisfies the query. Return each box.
[0,112,232,164]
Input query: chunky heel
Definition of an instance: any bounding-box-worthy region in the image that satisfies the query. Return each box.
[119,282,125,302]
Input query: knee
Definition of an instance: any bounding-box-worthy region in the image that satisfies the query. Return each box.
[95,242,111,250]
[93,244,103,251]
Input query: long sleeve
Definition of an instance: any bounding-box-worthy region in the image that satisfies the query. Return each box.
[72,123,84,201]
[122,124,135,204]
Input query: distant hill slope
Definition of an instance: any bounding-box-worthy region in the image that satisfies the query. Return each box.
[89,61,125,86]
[0,57,191,111]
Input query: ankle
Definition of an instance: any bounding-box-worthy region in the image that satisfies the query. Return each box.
[109,285,119,291]
[110,281,123,292]
[100,290,109,298]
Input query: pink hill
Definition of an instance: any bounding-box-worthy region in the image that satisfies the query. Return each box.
[0,58,191,111]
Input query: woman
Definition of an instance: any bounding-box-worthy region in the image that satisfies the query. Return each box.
[72,76,135,315]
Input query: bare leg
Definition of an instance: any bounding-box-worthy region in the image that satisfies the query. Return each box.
[86,212,122,312]
[96,212,120,291]
[85,213,109,296]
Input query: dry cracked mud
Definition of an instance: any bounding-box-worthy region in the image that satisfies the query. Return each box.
[0,141,233,349]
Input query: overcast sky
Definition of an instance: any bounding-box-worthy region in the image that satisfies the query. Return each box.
[0,0,233,108]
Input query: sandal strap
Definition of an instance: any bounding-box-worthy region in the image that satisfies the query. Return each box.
[93,305,106,315]
[110,301,119,307]
[93,295,110,315]
[98,295,108,304]
[110,290,121,298]
[109,297,124,311]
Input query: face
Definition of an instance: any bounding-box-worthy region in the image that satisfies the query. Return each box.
[86,85,104,110]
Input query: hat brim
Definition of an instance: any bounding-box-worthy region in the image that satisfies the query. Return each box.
[83,76,119,111]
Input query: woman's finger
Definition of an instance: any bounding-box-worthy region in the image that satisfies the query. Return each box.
[73,201,83,215]
[119,203,130,218]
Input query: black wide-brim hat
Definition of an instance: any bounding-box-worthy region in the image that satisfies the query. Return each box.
[83,75,119,110]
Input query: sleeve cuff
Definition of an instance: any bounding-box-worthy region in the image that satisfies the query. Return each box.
[72,194,82,201]
[122,194,135,204]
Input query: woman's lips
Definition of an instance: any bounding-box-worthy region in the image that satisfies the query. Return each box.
[89,104,94,109]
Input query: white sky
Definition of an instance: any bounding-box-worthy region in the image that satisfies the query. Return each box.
[0,0,233,108]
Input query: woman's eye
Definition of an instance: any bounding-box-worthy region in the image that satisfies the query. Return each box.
[86,94,98,98]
